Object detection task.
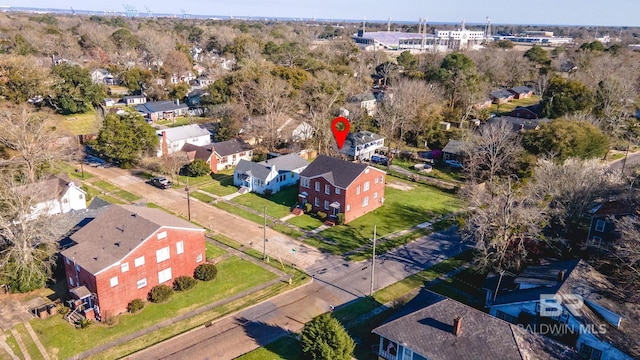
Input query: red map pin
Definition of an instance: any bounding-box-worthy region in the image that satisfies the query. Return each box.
[331,117,350,150]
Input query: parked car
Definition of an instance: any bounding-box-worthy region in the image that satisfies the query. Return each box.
[147,176,172,189]
[83,155,107,168]
[370,155,388,166]
[444,159,463,168]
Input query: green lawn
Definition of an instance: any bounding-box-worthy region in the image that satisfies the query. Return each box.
[271,223,303,239]
[115,190,141,202]
[489,95,541,115]
[287,214,323,230]
[56,109,101,136]
[82,185,102,202]
[205,242,227,260]
[191,191,215,203]
[92,180,120,193]
[231,186,299,219]
[4,332,24,359]
[236,335,304,360]
[14,323,44,360]
[30,256,277,359]
[99,195,126,204]
[214,201,266,224]
[200,173,237,196]
[318,181,463,254]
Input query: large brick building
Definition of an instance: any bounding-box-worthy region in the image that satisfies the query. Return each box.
[298,155,386,224]
[61,205,205,317]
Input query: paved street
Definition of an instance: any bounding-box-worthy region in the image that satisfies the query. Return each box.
[83,166,467,359]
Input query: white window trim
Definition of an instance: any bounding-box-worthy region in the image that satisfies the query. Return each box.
[134,256,145,268]
[324,200,329,211]
[196,253,203,263]
[595,219,606,232]
[157,231,167,240]
[325,184,330,195]
[362,196,369,207]
[364,181,370,191]
[176,241,184,255]
[137,278,147,289]
[121,262,129,273]
[158,268,172,284]
[156,246,170,263]
[110,276,118,287]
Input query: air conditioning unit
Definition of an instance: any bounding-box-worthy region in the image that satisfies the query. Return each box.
[380,197,385,204]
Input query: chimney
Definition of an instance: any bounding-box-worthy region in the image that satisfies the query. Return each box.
[175,99,179,105]
[557,270,565,281]
[162,131,168,157]
[453,317,462,336]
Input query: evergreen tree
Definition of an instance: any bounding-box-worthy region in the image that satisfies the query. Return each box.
[300,314,355,360]
[93,110,158,168]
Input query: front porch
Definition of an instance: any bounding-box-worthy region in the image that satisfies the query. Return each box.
[65,286,101,326]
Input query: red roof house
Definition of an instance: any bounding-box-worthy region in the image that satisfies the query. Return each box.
[298,155,386,224]
[60,205,205,318]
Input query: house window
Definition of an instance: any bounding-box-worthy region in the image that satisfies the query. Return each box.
[137,278,147,289]
[156,246,170,263]
[301,178,310,188]
[314,197,319,207]
[579,344,602,360]
[595,220,606,232]
[362,196,369,207]
[335,188,340,195]
[374,192,378,199]
[110,276,118,287]
[196,253,203,263]
[364,181,370,191]
[590,236,603,247]
[65,257,70,265]
[325,184,330,195]
[134,256,145,267]
[63,198,68,203]
[495,310,518,324]
[315,181,320,192]
[121,262,129,273]
[380,175,384,183]
[69,277,74,287]
[158,268,172,284]
[79,194,84,199]
[346,204,351,212]
[375,177,379,184]
[157,231,167,240]
[176,241,184,255]
[222,157,228,163]
[324,200,329,211]
[356,185,361,195]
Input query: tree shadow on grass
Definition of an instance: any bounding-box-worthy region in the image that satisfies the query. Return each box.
[238,316,304,359]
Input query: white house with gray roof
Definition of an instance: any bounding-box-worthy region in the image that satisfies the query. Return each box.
[340,130,385,161]
[157,124,211,157]
[234,154,309,195]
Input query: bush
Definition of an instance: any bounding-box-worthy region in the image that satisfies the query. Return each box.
[78,318,92,329]
[263,189,273,198]
[316,211,327,220]
[173,276,197,292]
[148,284,174,303]
[336,213,345,225]
[304,203,312,213]
[186,159,211,177]
[127,298,145,313]
[194,263,218,281]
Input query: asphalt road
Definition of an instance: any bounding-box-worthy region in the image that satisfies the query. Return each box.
[609,151,640,174]
[82,166,467,359]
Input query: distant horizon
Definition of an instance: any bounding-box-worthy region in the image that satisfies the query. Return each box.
[2,5,639,30]
[1,0,640,28]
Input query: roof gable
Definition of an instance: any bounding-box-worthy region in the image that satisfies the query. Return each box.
[157,124,210,142]
[212,138,252,157]
[235,159,273,181]
[259,154,309,172]
[300,155,381,189]
[61,204,203,275]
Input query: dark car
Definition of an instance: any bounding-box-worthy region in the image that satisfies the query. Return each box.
[370,155,388,166]
[147,176,172,189]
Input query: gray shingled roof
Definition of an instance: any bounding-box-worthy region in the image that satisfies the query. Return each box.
[350,92,376,103]
[490,89,513,99]
[212,138,252,157]
[156,124,210,142]
[14,174,83,203]
[373,291,580,360]
[509,86,533,94]
[235,159,272,181]
[300,155,382,189]
[492,259,640,359]
[182,143,214,162]
[342,131,384,150]
[260,154,309,172]
[488,116,550,131]
[442,140,466,155]
[61,204,203,275]
[136,100,188,114]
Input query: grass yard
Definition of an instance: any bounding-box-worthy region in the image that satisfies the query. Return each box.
[287,214,323,230]
[115,190,141,202]
[200,173,237,196]
[4,332,24,359]
[191,191,215,203]
[214,201,266,224]
[489,95,541,115]
[236,335,304,360]
[271,223,303,239]
[55,109,101,136]
[99,195,126,204]
[205,242,227,260]
[231,186,298,219]
[318,181,463,254]
[31,256,277,359]
[14,323,44,360]
[92,180,120,193]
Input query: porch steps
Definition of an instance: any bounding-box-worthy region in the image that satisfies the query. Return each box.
[291,208,304,216]
[323,219,336,227]
[66,309,84,325]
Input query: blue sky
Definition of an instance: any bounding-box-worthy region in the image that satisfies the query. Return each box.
[2,0,639,27]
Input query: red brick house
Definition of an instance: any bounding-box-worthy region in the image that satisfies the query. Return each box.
[298,155,386,224]
[182,138,253,174]
[60,205,205,318]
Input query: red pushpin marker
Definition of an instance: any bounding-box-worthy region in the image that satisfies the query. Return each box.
[331,117,350,150]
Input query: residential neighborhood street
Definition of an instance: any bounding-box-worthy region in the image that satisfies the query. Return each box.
[83,166,467,359]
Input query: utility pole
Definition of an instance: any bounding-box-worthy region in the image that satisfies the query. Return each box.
[185,179,191,221]
[263,206,268,262]
[370,225,377,296]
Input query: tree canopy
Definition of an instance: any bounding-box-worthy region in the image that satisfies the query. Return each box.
[93,110,159,168]
[48,63,105,114]
[540,76,594,119]
[300,314,355,360]
[521,119,609,161]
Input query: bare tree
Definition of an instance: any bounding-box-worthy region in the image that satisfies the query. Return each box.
[0,177,58,292]
[0,105,72,183]
[163,152,189,185]
[139,29,175,74]
[303,70,346,155]
[462,178,548,271]
[464,119,523,184]
[612,216,640,298]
